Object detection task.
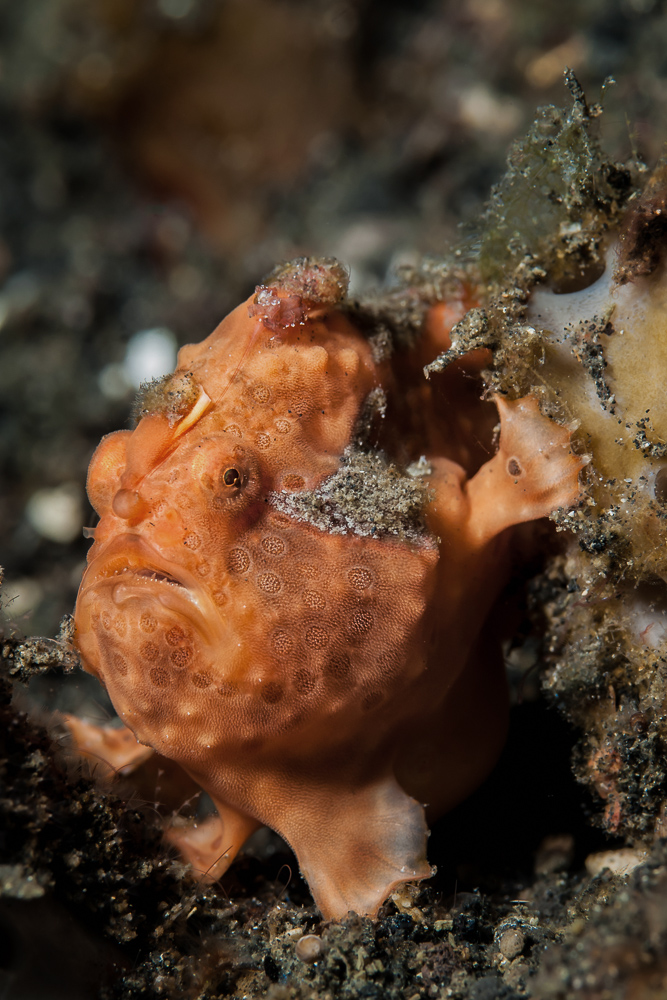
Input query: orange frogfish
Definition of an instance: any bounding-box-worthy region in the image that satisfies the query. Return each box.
[72,258,583,920]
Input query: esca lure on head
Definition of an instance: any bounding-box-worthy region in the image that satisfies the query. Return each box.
[71,256,583,920]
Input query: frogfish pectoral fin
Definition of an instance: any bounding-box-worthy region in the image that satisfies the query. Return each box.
[164,798,260,882]
[467,394,585,545]
[60,714,155,778]
[284,773,432,921]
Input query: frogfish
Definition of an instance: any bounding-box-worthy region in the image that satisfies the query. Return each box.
[71,257,583,920]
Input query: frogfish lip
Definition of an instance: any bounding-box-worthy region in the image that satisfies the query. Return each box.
[78,534,221,643]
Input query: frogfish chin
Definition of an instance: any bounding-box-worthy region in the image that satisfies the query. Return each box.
[72,256,583,920]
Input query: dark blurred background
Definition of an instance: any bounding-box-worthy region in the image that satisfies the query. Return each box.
[1,0,666,639]
[0,10,657,995]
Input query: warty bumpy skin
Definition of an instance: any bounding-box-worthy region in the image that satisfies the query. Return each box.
[71,258,584,920]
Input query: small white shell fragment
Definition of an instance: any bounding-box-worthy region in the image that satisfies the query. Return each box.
[295,934,323,963]
[584,847,648,878]
[498,928,525,960]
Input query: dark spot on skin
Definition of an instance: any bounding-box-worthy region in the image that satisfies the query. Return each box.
[228,548,251,573]
[293,668,316,694]
[262,536,285,556]
[258,572,282,594]
[349,611,373,634]
[149,667,170,687]
[252,383,271,403]
[283,474,305,490]
[218,682,238,697]
[141,642,159,661]
[303,590,325,611]
[348,567,373,590]
[324,654,351,681]
[171,647,192,668]
[272,630,293,655]
[166,626,187,646]
[191,671,211,688]
[261,682,284,704]
[305,625,328,649]
[111,653,128,676]
[507,458,522,477]
[269,513,292,527]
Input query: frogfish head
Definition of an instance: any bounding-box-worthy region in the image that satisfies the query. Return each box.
[74,272,436,766]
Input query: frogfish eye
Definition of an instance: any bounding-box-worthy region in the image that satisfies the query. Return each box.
[214,460,252,502]
[222,467,242,488]
[202,445,262,511]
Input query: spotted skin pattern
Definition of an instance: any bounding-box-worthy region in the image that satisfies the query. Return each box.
[73,262,584,919]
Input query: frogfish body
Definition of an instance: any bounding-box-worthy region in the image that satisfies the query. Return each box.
[73,258,583,919]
